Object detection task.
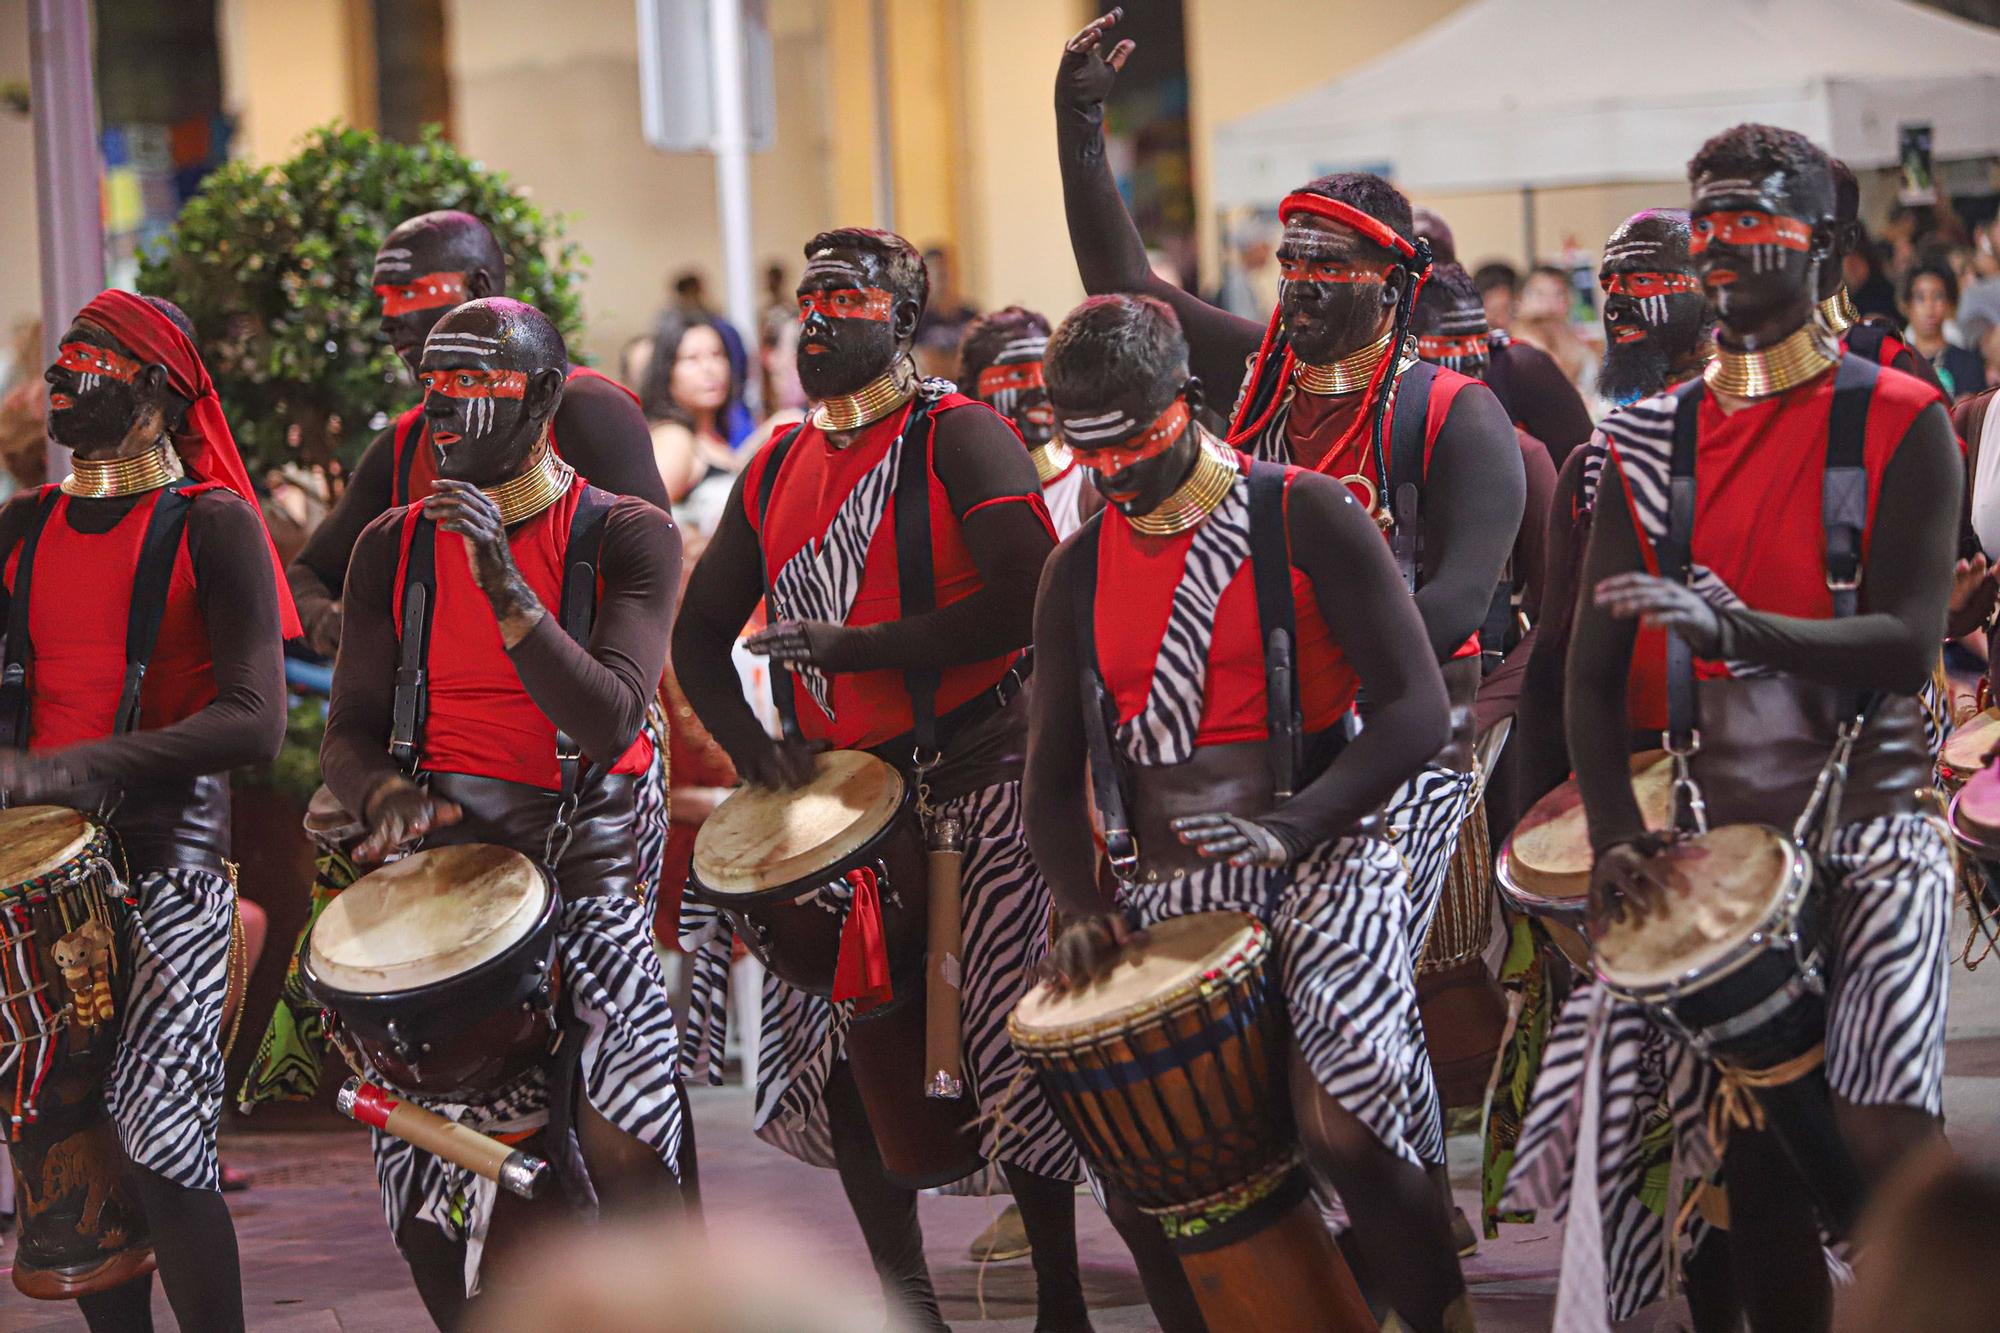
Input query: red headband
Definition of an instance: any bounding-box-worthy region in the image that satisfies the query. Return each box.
[1070,400,1190,473]
[1279,192,1422,263]
[74,290,302,639]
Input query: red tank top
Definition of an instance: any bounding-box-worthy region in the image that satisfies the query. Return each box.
[392,477,652,788]
[4,485,222,750]
[391,366,639,507]
[1607,365,1939,727]
[1286,367,1482,661]
[1094,458,1355,747]
[743,394,1041,749]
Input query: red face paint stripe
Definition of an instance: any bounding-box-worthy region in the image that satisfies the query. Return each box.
[1417,333,1490,361]
[419,368,529,399]
[1689,211,1812,255]
[377,272,468,317]
[1602,271,1702,298]
[55,342,140,382]
[1277,257,1396,285]
[797,288,895,322]
[977,362,1045,397]
[1071,400,1191,473]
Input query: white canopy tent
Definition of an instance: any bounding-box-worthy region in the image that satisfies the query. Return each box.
[1211,0,2000,210]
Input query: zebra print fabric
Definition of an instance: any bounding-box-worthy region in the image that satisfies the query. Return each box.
[632,707,670,923]
[371,891,687,1295]
[105,867,234,1191]
[1117,835,1433,1169]
[1503,811,1951,1324]
[766,437,902,720]
[686,781,1080,1183]
[1115,476,1251,766]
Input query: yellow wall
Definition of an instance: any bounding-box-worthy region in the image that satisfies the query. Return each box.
[218,0,371,163]
[1409,180,1690,274]
[0,0,42,339]
[444,0,834,366]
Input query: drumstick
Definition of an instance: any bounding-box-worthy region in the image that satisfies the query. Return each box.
[925,814,966,1100]
[336,1077,548,1200]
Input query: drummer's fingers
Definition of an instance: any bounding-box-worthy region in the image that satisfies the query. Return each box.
[426,800,464,831]
[1065,8,1121,52]
[1106,37,1136,71]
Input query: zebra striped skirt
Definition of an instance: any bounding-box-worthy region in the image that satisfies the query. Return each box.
[105,866,235,1192]
[371,892,686,1295]
[1502,812,1953,1326]
[681,780,1081,1184]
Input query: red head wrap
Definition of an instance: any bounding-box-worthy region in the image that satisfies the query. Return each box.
[77,290,304,639]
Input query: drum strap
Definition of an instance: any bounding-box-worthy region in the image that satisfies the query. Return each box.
[0,487,62,749]
[1246,461,1301,800]
[890,394,945,765]
[1663,355,1879,754]
[1387,359,1436,593]
[754,424,808,742]
[1069,510,1136,875]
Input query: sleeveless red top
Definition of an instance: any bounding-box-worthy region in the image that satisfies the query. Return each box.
[391,366,639,507]
[1287,367,1483,661]
[743,394,1041,750]
[4,485,223,750]
[1094,458,1355,747]
[392,477,653,788]
[1606,365,1939,728]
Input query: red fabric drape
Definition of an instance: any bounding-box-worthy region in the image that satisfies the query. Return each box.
[831,866,893,1014]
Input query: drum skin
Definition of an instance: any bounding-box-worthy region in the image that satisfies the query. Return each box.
[1939,706,2000,795]
[1010,912,1373,1332]
[0,806,155,1300]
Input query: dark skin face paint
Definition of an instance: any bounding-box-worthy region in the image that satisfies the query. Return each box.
[1597,212,1710,401]
[793,247,921,401]
[1052,386,1200,518]
[44,320,167,459]
[1275,215,1404,364]
[417,306,565,487]
[374,221,502,377]
[1688,170,1832,351]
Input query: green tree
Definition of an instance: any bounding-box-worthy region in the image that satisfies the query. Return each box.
[138,123,585,478]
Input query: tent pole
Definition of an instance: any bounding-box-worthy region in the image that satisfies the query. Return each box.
[1521,185,1537,270]
[29,0,102,485]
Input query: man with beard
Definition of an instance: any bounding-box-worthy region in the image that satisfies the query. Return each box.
[1029,294,1469,1332]
[0,291,297,1331]
[287,210,667,659]
[959,306,1102,539]
[1056,10,1523,1219]
[671,228,1088,1332]
[1505,125,1957,1332]
[321,299,690,1327]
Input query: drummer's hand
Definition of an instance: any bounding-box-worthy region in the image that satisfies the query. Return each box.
[1594,573,1725,657]
[1588,834,1674,937]
[1057,9,1135,117]
[0,747,89,803]
[425,480,544,645]
[737,735,827,791]
[1171,813,1289,868]
[1950,554,1998,639]
[1041,913,1145,994]
[356,778,462,863]
[744,619,858,672]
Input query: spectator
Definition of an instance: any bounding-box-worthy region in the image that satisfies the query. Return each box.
[1512,263,1596,398]
[641,311,748,537]
[1956,217,2000,355]
[1473,261,1519,334]
[1902,261,1986,400]
[665,267,758,427]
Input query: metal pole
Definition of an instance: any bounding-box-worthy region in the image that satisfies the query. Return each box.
[869,0,895,232]
[29,0,104,482]
[708,0,758,356]
[1520,185,1537,270]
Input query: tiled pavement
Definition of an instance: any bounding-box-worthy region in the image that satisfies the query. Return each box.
[7,919,2000,1331]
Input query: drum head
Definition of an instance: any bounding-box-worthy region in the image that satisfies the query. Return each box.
[1012,912,1266,1042]
[1943,707,2000,783]
[1505,752,1673,904]
[307,844,547,997]
[692,750,904,895]
[0,806,98,885]
[1593,824,1800,991]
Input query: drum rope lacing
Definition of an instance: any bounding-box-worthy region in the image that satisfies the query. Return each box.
[1672,1041,1828,1236]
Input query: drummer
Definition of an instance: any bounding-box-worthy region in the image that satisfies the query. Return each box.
[0,291,297,1331]
[1027,294,1469,1333]
[320,298,689,1325]
[958,305,1103,538]
[670,227,1089,1332]
[1504,125,1958,1330]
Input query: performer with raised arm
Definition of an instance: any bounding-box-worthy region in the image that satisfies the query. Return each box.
[1026,293,1469,1333]
[320,299,689,1328]
[671,228,1089,1333]
[1505,126,1958,1332]
[0,291,296,1332]
[1056,8,1523,1216]
[959,306,1103,539]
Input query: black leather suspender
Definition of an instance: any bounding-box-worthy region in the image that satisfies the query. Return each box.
[0,487,63,748]
[1068,510,1136,875]
[1246,461,1301,800]
[754,424,807,742]
[1386,359,1438,592]
[889,396,944,762]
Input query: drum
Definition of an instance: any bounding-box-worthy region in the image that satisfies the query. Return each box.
[302,843,559,1100]
[1593,824,1863,1237]
[1939,706,2000,796]
[1497,751,1673,968]
[0,806,154,1300]
[1010,912,1373,1332]
[689,751,978,1188]
[1945,709,2000,854]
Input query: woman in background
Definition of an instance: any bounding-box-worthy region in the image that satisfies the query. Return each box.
[643,312,750,536]
[1512,264,1598,400]
[1903,261,1988,400]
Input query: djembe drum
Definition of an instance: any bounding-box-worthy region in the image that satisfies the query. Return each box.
[689,751,980,1188]
[0,805,154,1299]
[1010,912,1375,1332]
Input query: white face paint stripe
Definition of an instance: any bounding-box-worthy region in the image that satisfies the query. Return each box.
[426,335,501,350]
[996,337,1048,362]
[1693,178,1759,201]
[1062,413,1140,442]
